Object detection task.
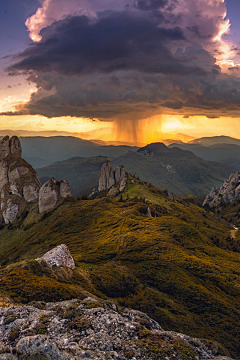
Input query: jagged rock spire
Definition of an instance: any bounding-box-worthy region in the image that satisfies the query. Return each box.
[98,161,127,192]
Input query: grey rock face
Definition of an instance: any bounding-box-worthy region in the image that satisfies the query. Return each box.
[203,172,240,207]
[0,161,8,192]
[39,178,59,213]
[0,136,22,161]
[98,162,127,192]
[0,136,42,224]
[23,182,40,203]
[39,178,71,213]
[36,244,75,270]
[98,162,115,191]
[119,177,127,192]
[0,299,233,360]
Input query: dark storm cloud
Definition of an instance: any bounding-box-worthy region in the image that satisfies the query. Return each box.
[4,4,240,120]
[9,13,187,76]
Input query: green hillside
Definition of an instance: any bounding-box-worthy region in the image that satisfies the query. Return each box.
[112,143,231,195]
[1,177,240,357]
[37,156,108,196]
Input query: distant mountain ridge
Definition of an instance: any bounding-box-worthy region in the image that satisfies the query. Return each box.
[37,142,231,196]
[169,138,240,172]
[6,136,139,169]
[189,135,240,146]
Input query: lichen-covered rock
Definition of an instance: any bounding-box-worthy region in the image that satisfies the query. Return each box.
[0,299,233,360]
[16,335,70,360]
[39,178,71,213]
[98,162,127,192]
[203,173,240,207]
[36,244,75,270]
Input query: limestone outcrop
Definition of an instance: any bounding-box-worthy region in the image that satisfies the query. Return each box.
[0,136,42,224]
[0,298,233,360]
[36,244,75,270]
[98,162,127,192]
[0,136,71,223]
[39,178,71,213]
[203,172,240,207]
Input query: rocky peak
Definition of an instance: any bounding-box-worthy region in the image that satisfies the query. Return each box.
[0,136,22,161]
[98,162,127,192]
[36,244,75,270]
[203,172,240,207]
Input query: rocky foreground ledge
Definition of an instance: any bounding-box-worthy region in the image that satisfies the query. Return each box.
[0,298,232,360]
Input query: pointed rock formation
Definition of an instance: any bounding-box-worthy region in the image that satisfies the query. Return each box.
[98,161,115,191]
[203,172,240,207]
[98,162,127,192]
[36,244,75,269]
[39,178,71,213]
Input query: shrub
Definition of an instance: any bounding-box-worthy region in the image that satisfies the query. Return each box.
[8,327,20,342]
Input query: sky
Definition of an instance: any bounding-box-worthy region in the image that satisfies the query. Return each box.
[1,0,240,144]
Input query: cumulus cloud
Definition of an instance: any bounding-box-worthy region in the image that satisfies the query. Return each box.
[3,0,240,120]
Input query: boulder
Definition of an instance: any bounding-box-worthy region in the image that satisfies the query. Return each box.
[36,244,75,270]
[16,335,70,360]
[39,178,71,213]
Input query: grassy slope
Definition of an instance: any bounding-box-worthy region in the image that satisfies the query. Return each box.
[1,181,240,356]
